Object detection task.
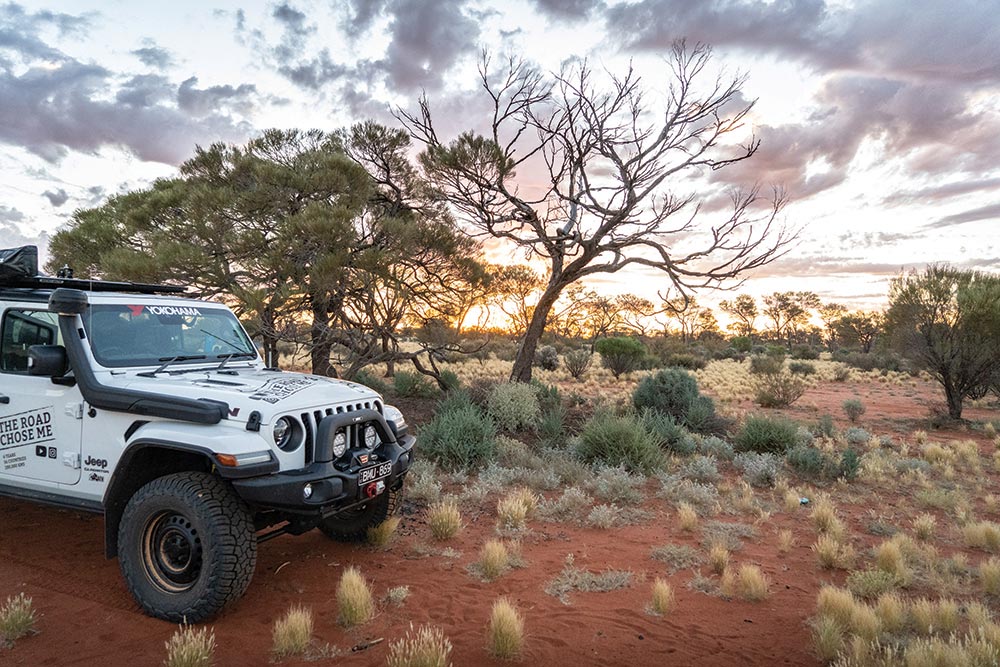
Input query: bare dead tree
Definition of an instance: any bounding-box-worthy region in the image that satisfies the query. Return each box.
[397,42,794,382]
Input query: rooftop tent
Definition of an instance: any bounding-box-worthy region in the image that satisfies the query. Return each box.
[0,245,38,280]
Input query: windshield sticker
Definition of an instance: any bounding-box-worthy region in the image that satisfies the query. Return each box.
[245,376,320,404]
[0,407,55,452]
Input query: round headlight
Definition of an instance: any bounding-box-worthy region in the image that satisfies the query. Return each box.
[272,417,292,448]
[332,431,348,458]
[364,425,379,449]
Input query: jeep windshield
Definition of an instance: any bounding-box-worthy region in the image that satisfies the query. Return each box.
[83,303,258,369]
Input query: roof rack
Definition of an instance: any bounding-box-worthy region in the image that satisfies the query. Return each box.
[0,245,186,295]
[0,275,188,295]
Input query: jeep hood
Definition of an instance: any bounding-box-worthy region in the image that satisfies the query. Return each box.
[98,366,381,423]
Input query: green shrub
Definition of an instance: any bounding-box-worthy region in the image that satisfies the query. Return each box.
[538,405,566,446]
[788,361,816,375]
[353,368,390,395]
[663,353,707,370]
[577,412,664,473]
[814,414,836,438]
[753,371,806,408]
[594,337,647,378]
[393,370,436,398]
[420,404,497,470]
[839,449,860,481]
[698,435,735,460]
[535,345,559,371]
[791,345,819,360]
[733,452,782,487]
[832,365,851,382]
[487,383,542,432]
[439,370,461,392]
[842,398,866,423]
[749,355,784,375]
[731,336,752,353]
[681,455,720,483]
[786,444,830,477]
[563,349,593,380]
[640,410,696,455]
[844,427,871,446]
[633,367,718,433]
[734,415,800,455]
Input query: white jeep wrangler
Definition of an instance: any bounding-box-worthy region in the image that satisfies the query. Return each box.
[0,246,415,622]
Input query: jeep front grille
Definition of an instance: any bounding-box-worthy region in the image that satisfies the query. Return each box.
[299,400,382,463]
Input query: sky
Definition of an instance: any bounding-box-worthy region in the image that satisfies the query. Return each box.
[1,0,998,313]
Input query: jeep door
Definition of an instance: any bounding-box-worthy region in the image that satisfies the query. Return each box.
[0,307,83,484]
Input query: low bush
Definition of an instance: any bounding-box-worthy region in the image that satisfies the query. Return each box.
[0,592,35,644]
[663,353,707,370]
[844,427,871,446]
[563,349,593,380]
[393,370,436,398]
[839,449,860,481]
[595,337,646,378]
[535,345,559,371]
[734,452,782,487]
[753,371,807,408]
[749,355,783,375]
[419,404,497,470]
[788,361,816,375]
[734,415,800,455]
[641,410,696,455]
[731,336,752,353]
[791,345,820,360]
[633,368,717,432]
[698,435,735,460]
[786,444,831,478]
[577,412,664,473]
[814,414,836,438]
[352,368,390,395]
[842,398,866,423]
[487,383,542,432]
[681,455,720,483]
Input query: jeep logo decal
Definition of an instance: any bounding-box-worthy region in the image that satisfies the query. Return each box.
[84,455,108,470]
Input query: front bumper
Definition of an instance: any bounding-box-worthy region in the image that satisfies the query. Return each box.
[231,411,415,514]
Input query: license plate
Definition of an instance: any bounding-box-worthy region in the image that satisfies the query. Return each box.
[359,461,392,485]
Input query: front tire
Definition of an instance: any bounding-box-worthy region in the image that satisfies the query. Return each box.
[118,472,257,623]
[318,488,401,542]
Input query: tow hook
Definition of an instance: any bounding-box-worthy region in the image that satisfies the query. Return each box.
[365,480,386,498]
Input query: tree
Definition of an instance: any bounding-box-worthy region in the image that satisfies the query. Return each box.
[398,43,792,382]
[719,294,758,338]
[833,311,884,353]
[763,291,820,347]
[818,302,847,349]
[489,264,544,336]
[885,266,1000,419]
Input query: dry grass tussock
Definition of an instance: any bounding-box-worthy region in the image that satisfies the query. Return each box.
[164,625,215,667]
[472,539,523,581]
[386,623,453,667]
[272,605,312,658]
[428,498,463,541]
[963,521,1000,552]
[677,502,699,532]
[777,529,795,554]
[981,556,1000,594]
[648,578,676,616]
[488,597,525,660]
[367,516,401,549]
[0,593,35,644]
[337,566,375,627]
[497,488,539,532]
[813,534,856,570]
[720,564,770,601]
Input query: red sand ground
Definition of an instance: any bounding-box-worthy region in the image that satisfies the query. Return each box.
[1,376,998,666]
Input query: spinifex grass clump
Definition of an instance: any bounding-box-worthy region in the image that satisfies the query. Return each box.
[164,625,215,667]
[648,578,676,615]
[337,566,374,627]
[487,597,525,659]
[428,498,462,540]
[0,593,35,644]
[272,605,313,658]
[367,517,401,549]
[386,624,453,667]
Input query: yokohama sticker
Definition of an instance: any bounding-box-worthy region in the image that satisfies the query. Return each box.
[245,376,320,404]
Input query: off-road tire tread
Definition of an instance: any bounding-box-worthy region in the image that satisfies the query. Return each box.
[318,488,401,542]
[118,471,256,623]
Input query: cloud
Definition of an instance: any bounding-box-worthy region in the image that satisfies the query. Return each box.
[926,202,1000,229]
[131,42,175,69]
[116,73,173,107]
[883,177,1000,206]
[341,0,389,37]
[380,0,479,91]
[529,0,605,21]
[177,76,259,116]
[42,188,69,206]
[0,3,90,63]
[0,205,25,223]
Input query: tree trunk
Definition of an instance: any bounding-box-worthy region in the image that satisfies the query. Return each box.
[943,378,963,420]
[310,295,333,377]
[510,286,563,383]
[383,334,395,377]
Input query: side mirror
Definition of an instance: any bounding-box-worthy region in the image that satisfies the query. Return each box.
[28,345,68,377]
